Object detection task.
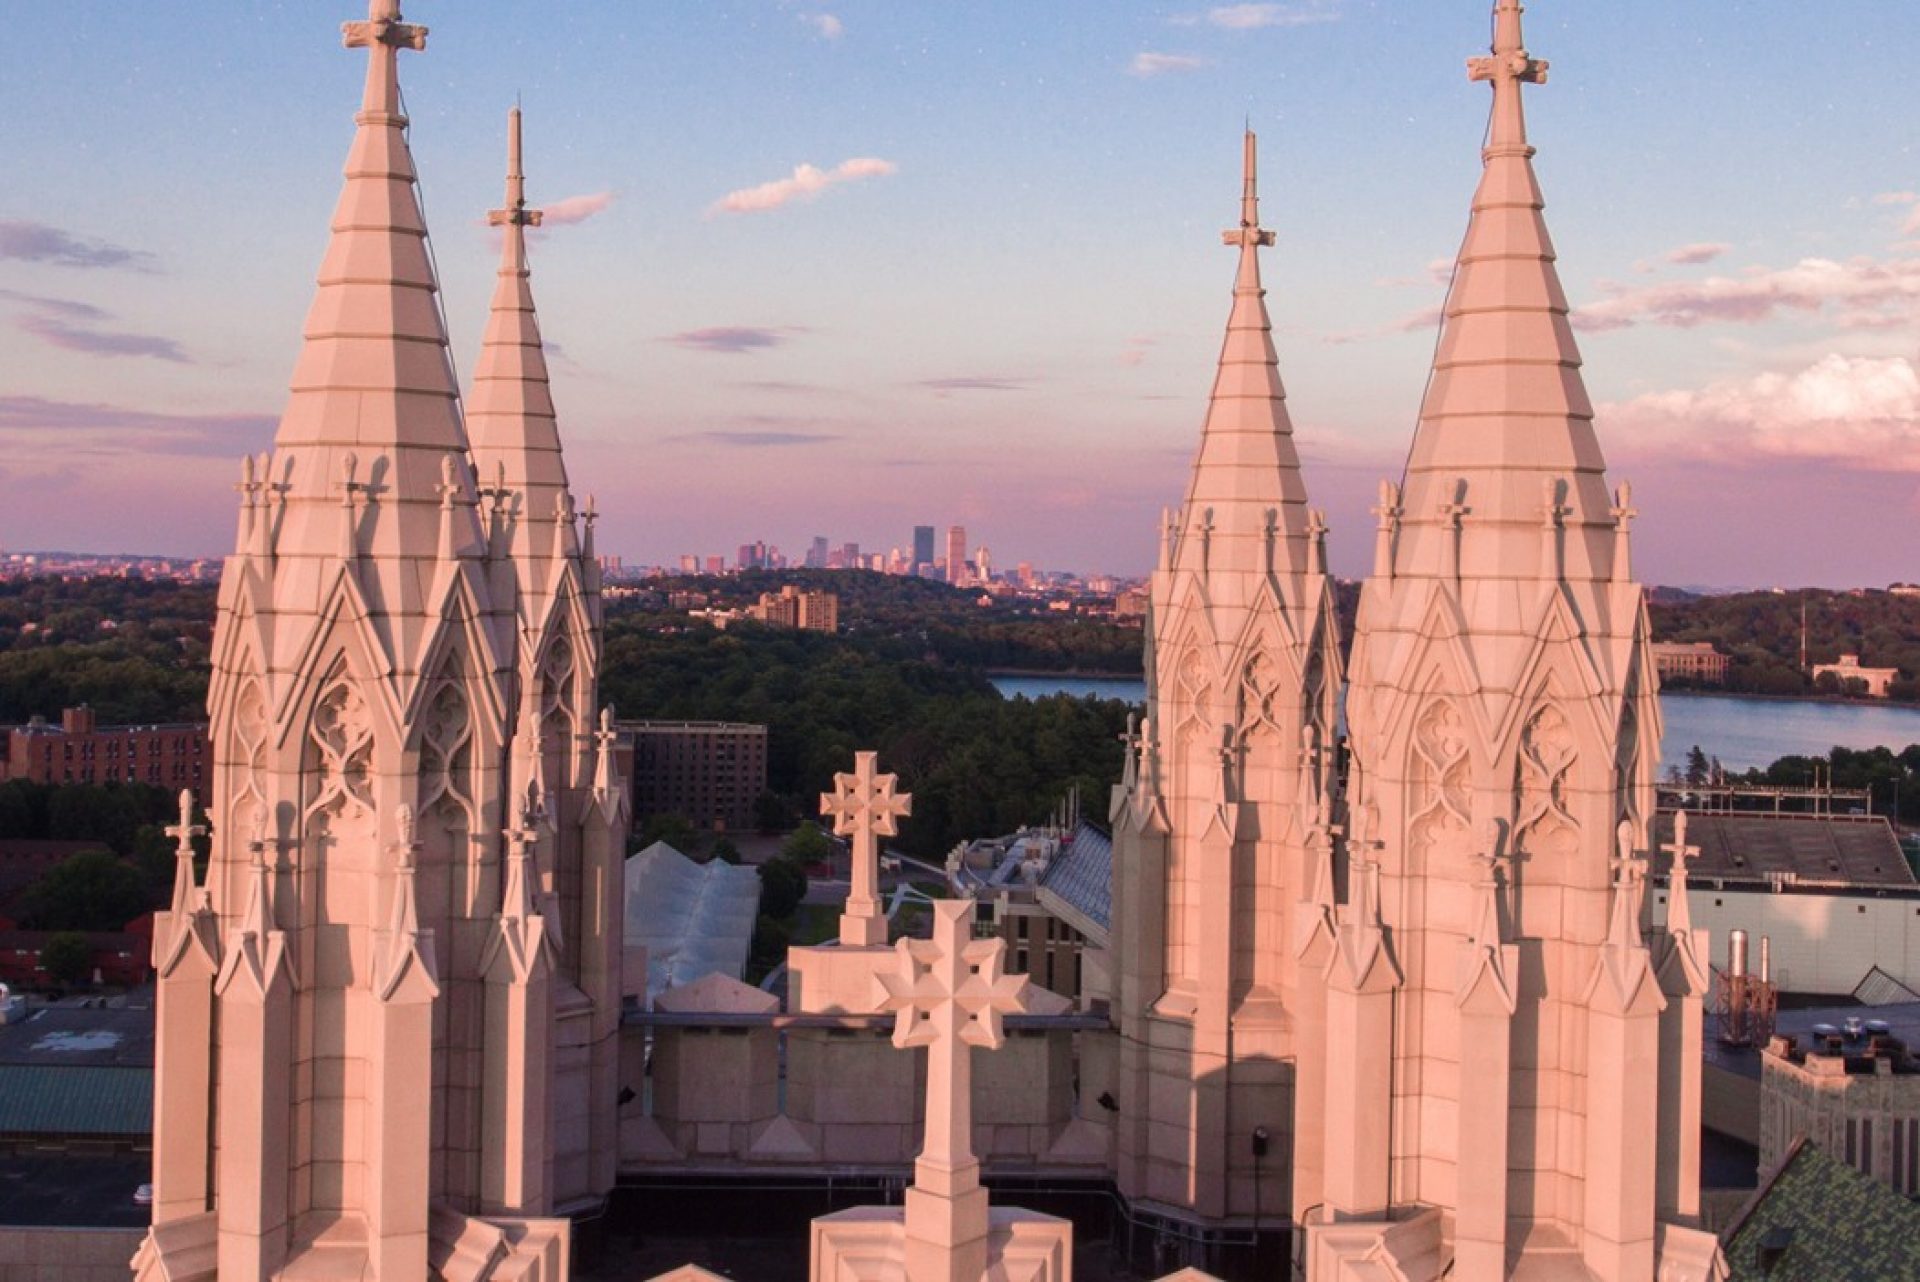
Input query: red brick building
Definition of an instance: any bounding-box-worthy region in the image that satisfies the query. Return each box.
[623,720,768,833]
[1,707,209,801]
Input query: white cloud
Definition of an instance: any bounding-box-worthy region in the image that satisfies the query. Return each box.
[540,192,614,227]
[1130,51,1207,77]
[1575,256,1920,333]
[1600,354,1920,470]
[709,158,897,216]
[1199,3,1340,29]
[1665,242,1731,266]
[801,13,843,40]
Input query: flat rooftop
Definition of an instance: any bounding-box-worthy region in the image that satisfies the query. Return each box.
[1704,1000,1920,1082]
[0,1154,151,1228]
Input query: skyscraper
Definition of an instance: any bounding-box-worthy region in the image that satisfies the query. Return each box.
[912,525,935,573]
[945,525,968,586]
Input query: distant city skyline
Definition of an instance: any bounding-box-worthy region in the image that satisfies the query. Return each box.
[3,3,1918,585]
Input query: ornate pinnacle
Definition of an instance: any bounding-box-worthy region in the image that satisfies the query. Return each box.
[1222,130,1277,252]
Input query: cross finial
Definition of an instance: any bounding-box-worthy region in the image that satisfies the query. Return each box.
[821,751,913,947]
[1661,809,1698,883]
[1221,129,1278,253]
[1610,480,1639,580]
[1611,818,1648,891]
[1466,0,1547,156]
[341,2,427,122]
[489,106,545,230]
[1120,712,1144,792]
[166,789,206,858]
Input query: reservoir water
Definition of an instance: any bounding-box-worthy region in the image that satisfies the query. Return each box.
[990,675,1920,773]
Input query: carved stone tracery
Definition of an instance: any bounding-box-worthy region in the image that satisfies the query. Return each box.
[1408,698,1471,866]
[1513,704,1579,865]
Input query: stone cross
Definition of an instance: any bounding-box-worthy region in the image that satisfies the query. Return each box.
[1467,0,1548,155]
[1662,810,1697,885]
[1372,479,1402,579]
[343,1,427,56]
[877,900,1030,1183]
[164,790,206,916]
[166,789,205,860]
[1611,480,1638,580]
[1119,712,1143,793]
[1439,487,1470,583]
[489,107,545,229]
[821,751,912,947]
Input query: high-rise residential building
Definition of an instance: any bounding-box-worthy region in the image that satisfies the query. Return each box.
[945,525,968,586]
[1016,561,1034,588]
[679,553,699,574]
[749,584,839,633]
[704,554,726,576]
[624,720,769,834]
[912,525,935,571]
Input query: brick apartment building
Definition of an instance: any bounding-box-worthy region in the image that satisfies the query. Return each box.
[623,720,769,834]
[1,707,209,801]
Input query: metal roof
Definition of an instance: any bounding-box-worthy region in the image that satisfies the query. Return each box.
[1037,822,1112,946]
[0,1064,150,1137]
[623,843,763,1005]
[1651,811,1914,889]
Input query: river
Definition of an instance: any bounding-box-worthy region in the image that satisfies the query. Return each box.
[989,676,1920,773]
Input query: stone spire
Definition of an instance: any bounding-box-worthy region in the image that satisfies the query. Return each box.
[1171,129,1314,603]
[1307,4,1706,1277]
[260,0,486,662]
[1390,0,1612,592]
[1112,129,1342,1232]
[469,105,580,617]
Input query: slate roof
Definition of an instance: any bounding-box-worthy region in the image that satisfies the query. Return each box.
[1650,811,1914,888]
[1037,821,1112,945]
[1721,1137,1920,1280]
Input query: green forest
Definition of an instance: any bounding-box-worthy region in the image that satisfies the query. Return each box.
[1651,587,1920,701]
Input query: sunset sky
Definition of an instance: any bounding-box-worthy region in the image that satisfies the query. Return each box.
[3,1,1918,588]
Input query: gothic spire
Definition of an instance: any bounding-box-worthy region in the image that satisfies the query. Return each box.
[1396,0,1611,585]
[468,105,581,615]
[274,2,468,517]
[1172,130,1313,602]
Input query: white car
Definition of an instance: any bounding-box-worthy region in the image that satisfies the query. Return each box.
[133,1184,154,1206]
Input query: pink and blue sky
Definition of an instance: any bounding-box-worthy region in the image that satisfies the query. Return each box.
[3,1,1917,587]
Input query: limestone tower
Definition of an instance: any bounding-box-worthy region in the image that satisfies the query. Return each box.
[467,103,630,1215]
[1300,3,1715,1278]
[134,7,625,1280]
[1112,130,1343,1228]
